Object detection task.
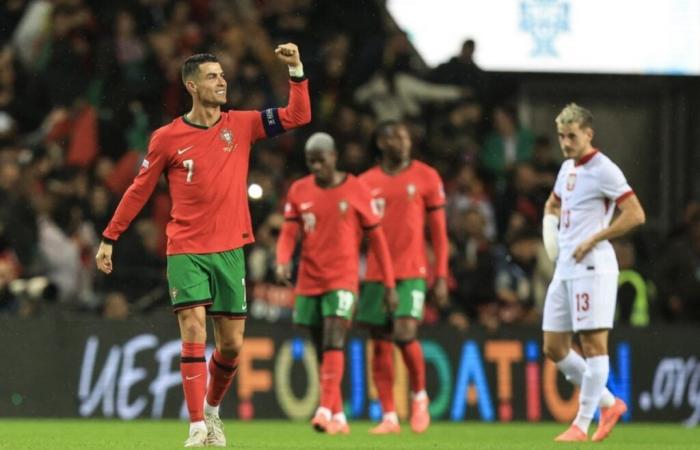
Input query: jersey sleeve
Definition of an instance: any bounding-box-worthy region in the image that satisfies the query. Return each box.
[102,130,168,241]
[249,78,311,142]
[283,183,300,221]
[599,160,634,205]
[424,167,446,210]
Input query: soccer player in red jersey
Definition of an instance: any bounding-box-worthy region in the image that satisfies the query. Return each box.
[357,121,449,434]
[275,132,397,435]
[95,44,311,447]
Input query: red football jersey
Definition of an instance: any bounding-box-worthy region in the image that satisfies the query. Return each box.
[281,174,380,296]
[103,79,310,255]
[360,160,447,281]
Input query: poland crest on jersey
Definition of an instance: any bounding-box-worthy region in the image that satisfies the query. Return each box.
[220,128,234,152]
[566,172,577,191]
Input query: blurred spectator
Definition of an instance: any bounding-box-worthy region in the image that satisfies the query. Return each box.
[446,163,497,240]
[613,238,651,326]
[497,162,547,238]
[481,104,534,193]
[248,213,284,284]
[429,39,489,103]
[494,227,541,326]
[448,207,497,331]
[354,32,467,121]
[530,135,559,191]
[656,210,700,323]
[429,100,483,169]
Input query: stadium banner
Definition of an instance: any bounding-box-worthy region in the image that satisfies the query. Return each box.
[0,318,698,424]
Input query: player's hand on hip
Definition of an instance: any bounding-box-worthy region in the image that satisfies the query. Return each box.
[432,277,449,308]
[383,287,398,313]
[573,237,596,262]
[275,263,292,286]
[95,241,114,274]
[274,43,301,68]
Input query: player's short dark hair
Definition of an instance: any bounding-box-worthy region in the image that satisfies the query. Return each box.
[181,53,219,83]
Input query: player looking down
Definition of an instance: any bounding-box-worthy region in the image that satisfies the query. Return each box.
[275,132,396,435]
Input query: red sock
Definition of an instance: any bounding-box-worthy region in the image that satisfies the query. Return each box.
[206,350,239,407]
[332,390,344,415]
[372,339,396,413]
[181,342,207,422]
[319,349,344,410]
[399,340,426,394]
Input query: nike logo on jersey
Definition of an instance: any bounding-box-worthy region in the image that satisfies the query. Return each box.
[177,145,194,155]
[185,374,202,381]
[576,316,586,322]
[371,188,382,196]
[300,202,314,210]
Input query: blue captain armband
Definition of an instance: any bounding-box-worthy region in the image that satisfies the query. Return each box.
[261,108,285,137]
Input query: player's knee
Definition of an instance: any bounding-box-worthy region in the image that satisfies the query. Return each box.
[543,342,568,362]
[180,318,206,342]
[217,336,244,359]
[393,320,417,343]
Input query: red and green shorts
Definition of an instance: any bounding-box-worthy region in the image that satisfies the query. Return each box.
[293,290,356,327]
[166,248,247,318]
[356,278,426,327]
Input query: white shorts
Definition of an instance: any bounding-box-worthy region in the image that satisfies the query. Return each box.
[542,274,618,332]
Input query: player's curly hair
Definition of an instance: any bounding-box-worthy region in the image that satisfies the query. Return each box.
[555,103,593,129]
[370,120,404,161]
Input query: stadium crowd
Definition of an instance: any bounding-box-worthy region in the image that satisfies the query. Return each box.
[0,0,697,328]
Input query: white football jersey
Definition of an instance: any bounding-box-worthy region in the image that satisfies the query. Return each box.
[552,150,633,279]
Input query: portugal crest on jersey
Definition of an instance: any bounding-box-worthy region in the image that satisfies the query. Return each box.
[338,200,349,215]
[407,183,417,199]
[566,172,577,191]
[220,128,234,152]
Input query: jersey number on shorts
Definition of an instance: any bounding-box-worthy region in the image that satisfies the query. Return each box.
[336,290,353,316]
[183,159,194,183]
[576,292,590,312]
[410,290,425,316]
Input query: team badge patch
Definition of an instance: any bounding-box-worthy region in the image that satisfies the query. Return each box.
[220,128,234,152]
[407,183,417,199]
[338,200,349,214]
[566,173,577,191]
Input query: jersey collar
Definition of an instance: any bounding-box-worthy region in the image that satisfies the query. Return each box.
[575,149,598,167]
[182,113,222,130]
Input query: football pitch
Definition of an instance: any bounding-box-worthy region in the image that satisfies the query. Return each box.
[1,420,699,450]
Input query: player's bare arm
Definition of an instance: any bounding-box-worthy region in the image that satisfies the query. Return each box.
[275,263,293,287]
[432,277,449,308]
[95,241,113,274]
[573,194,646,262]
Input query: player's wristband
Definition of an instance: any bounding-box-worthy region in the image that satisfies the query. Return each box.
[288,64,304,78]
[101,237,116,245]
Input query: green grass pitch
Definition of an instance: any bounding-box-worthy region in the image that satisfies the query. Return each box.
[1,419,699,449]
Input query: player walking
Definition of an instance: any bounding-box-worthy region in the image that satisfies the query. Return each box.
[541,104,645,442]
[357,121,449,434]
[95,44,311,447]
[275,132,396,435]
